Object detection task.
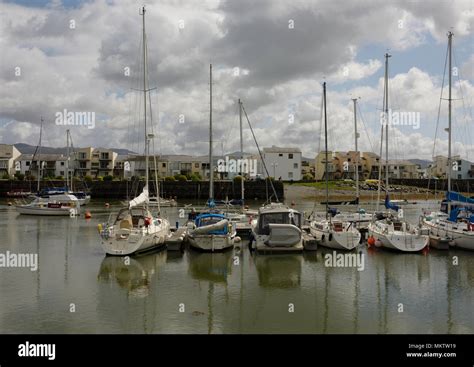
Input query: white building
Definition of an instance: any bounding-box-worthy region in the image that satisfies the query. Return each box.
[261,146,302,181]
[0,144,21,177]
[428,155,474,180]
[16,154,68,178]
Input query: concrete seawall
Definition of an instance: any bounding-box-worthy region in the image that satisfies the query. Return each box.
[0,180,284,200]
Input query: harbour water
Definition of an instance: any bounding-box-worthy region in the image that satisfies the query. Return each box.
[0,199,473,334]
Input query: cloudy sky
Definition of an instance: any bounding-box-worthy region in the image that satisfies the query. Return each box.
[0,0,473,161]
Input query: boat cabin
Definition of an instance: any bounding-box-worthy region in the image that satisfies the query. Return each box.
[114,207,152,229]
[256,209,301,235]
[194,213,229,235]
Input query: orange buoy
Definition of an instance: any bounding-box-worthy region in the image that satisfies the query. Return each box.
[85,211,92,219]
[367,236,375,247]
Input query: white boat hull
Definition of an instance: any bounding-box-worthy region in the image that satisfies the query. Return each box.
[188,234,235,252]
[310,227,360,250]
[101,219,171,256]
[423,219,474,251]
[15,205,76,216]
[368,222,428,252]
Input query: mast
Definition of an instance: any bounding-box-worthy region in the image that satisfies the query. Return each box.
[66,129,70,191]
[323,82,330,222]
[37,117,43,192]
[209,64,214,201]
[141,6,149,208]
[447,31,453,207]
[352,98,360,209]
[384,53,391,196]
[239,98,244,205]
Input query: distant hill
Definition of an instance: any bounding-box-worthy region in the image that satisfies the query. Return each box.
[14,143,136,156]
[408,159,432,169]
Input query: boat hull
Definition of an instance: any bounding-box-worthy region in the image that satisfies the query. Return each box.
[368,222,428,252]
[187,234,235,252]
[15,205,76,216]
[423,219,474,251]
[310,227,360,250]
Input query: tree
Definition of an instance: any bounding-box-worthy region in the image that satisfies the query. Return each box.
[303,173,313,181]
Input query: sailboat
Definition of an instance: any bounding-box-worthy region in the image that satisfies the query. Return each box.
[367,53,428,252]
[32,130,91,206]
[99,6,170,256]
[332,98,374,229]
[422,32,474,250]
[310,82,361,250]
[16,118,81,216]
[187,64,236,252]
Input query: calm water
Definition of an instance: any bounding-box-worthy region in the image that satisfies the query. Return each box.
[0,198,473,334]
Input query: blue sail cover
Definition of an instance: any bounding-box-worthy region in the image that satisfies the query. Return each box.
[446,192,474,208]
[384,195,400,212]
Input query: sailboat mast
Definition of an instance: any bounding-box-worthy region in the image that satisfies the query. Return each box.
[209,64,214,201]
[352,98,359,206]
[323,82,329,221]
[384,53,391,195]
[239,99,244,204]
[37,117,43,192]
[66,129,70,190]
[141,6,149,209]
[447,31,453,197]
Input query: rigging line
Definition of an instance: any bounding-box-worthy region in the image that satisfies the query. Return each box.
[427,41,449,197]
[357,102,375,154]
[452,48,473,160]
[241,103,279,203]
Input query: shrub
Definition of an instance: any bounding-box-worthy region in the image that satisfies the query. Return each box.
[14,172,25,181]
[55,176,64,180]
[164,176,176,182]
[190,174,201,182]
[303,173,314,181]
[2,173,10,180]
[96,176,104,182]
[233,175,244,182]
[175,174,187,182]
[103,175,113,182]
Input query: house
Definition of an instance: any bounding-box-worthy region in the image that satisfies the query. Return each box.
[261,146,302,181]
[0,144,21,177]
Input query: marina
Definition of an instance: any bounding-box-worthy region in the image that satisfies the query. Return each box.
[0,196,473,334]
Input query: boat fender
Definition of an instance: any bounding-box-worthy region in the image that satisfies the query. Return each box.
[328,233,333,242]
[367,236,375,247]
[97,223,103,233]
[144,217,152,226]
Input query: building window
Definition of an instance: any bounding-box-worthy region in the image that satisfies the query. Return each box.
[26,161,30,166]
[279,153,283,157]
[288,154,293,159]
[294,163,298,169]
[61,162,65,166]
[195,163,199,168]
[458,174,462,179]
[162,163,166,168]
[60,171,64,176]
[288,172,293,179]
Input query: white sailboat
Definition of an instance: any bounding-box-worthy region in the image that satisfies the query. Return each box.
[421,32,474,250]
[99,6,170,256]
[16,118,81,216]
[368,53,428,252]
[310,82,361,250]
[187,64,236,252]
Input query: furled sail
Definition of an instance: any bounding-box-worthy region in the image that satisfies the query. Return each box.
[447,191,474,207]
[129,186,149,209]
[384,195,400,212]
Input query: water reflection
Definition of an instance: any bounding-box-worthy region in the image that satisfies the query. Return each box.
[98,251,167,298]
[187,249,233,284]
[254,254,302,288]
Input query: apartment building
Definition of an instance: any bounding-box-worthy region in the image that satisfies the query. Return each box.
[260,146,302,181]
[74,147,117,177]
[0,144,21,177]
[16,154,68,178]
[428,155,474,180]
